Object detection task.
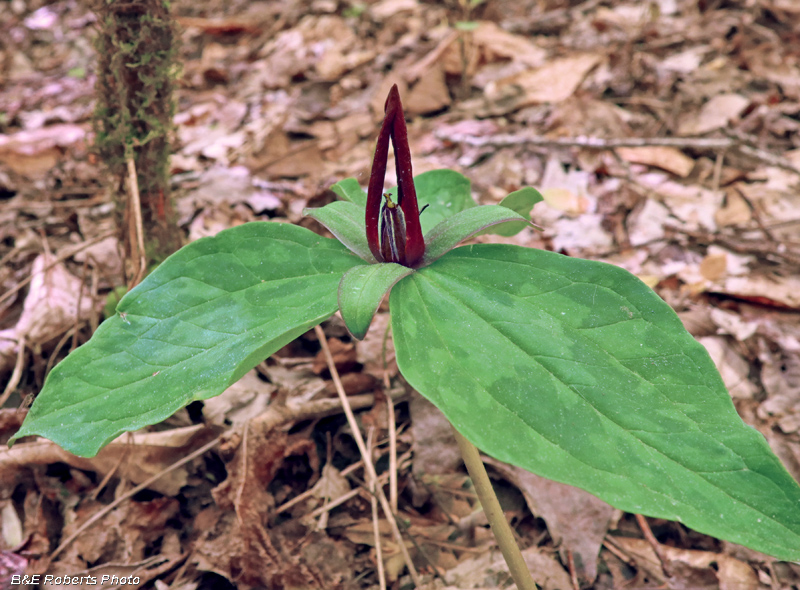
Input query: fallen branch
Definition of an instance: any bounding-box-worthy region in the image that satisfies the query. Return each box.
[437,131,800,176]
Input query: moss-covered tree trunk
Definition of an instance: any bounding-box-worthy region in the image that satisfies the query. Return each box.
[93,0,181,274]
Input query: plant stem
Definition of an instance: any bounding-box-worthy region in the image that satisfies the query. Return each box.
[452,428,537,590]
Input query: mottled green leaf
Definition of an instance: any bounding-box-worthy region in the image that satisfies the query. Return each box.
[11,223,361,457]
[338,263,413,339]
[391,244,800,561]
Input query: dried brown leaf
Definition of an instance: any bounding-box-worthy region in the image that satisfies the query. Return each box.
[486,458,613,584]
[678,93,749,135]
[616,146,694,178]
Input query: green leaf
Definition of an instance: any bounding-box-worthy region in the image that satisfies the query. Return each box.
[338,263,414,340]
[387,169,477,235]
[11,223,361,457]
[304,201,376,263]
[481,187,543,237]
[330,178,367,207]
[422,205,528,265]
[390,244,800,561]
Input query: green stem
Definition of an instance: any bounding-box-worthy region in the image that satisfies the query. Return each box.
[453,427,537,590]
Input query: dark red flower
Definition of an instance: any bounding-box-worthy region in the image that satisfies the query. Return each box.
[366,85,425,267]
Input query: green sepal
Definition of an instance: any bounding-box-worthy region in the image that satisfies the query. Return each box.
[303,201,376,263]
[338,263,414,340]
[422,205,528,265]
[11,223,361,457]
[331,178,367,207]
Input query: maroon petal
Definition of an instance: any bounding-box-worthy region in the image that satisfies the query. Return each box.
[386,86,424,266]
[366,84,425,267]
[365,92,396,262]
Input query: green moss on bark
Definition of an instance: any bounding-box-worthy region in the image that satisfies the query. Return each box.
[93,0,181,267]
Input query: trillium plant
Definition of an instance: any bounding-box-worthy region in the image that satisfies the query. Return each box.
[12,87,800,574]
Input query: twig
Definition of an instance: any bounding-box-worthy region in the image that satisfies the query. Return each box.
[387,398,398,514]
[302,451,412,520]
[0,336,26,407]
[566,549,580,590]
[635,513,672,578]
[8,388,411,561]
[381,323,398,512]
[0,230,117,309]
[711,152,725,195]
[673,225,800,266]
[368,428,387,590]
[50,436,222,560]
[89,443,131,502]
[602,536,636,566]
[126,157,147,288]
[437,131,800,176]
[234,421,250,526]
[313,325,423,588]
[276,459,364,514]
[306,474,379,519]
[72,258,89,352]
[2,390,407,486]
[44,325,82,379]
[452,428,537,590]
[2,195,109,210]
[441,131,734,149]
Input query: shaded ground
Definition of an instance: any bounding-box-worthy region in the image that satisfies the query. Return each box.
[2,0,800,588]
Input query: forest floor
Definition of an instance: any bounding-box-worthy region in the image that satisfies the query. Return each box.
[2,0,800,588]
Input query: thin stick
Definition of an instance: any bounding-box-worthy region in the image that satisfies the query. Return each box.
[452,428,537,590]
[368,428,387,590]
[72,257,89,351]
[126,157,147,288]
[0,231,117,309]
[635,513,672,578]
[50,436,221,560]
[234,421,250,526]
[567,549,580,590]
[441,131,735,150]
[381,323,398,512]
[711,152,725,195]
[44,325,79,379]
[0,336,26,407]
[387,395,398,514]
[276,460,364,514]
[438,131,800,176]
[602,536,636,565]
[90,444,130,502]
[314,325,423,588]
[305,472,389,519]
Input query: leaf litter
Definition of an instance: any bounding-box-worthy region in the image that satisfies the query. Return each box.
[2,0,800,588]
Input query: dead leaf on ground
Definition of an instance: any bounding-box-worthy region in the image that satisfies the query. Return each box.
[409,393,463,478]
[0,124,86,176]
[678,93,750,135]
[0,252,95,371]
[486,458,614,584]
[445,545,572,590]
[608,537,760,590]
[485,53,603,112]
[698,336,758,400]
[616,146,695,178]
